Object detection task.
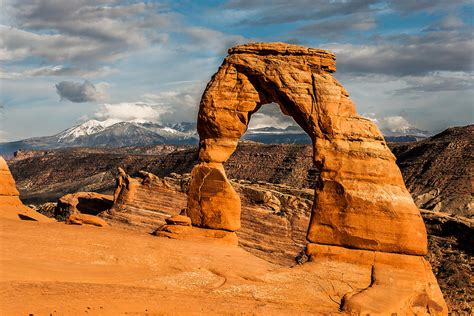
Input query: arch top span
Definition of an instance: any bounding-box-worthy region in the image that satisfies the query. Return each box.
[187,42,428,256]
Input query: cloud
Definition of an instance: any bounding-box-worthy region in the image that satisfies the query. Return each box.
[387,0,469,13]
[295,13,376,39]
[94,102,163,122]
[1,0,173,64]
[1,65,117,79]
[393,72,474,94]
[55,80,109,103]
[248,103,295,129]
[364,114,413,132]
[326,30,473,77]
[142,83,204,123]
[0,130,8,142]
[26,65,117,78]
[180,27,247,54]
[222,0,379,25]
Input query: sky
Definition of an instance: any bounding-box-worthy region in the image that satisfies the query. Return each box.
[0,0,473,142]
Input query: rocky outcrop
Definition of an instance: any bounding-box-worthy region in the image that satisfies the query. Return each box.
[101,169,188,231]
[187,42,427,256]
[0,156,53,222]
[56,192,113,220]
[183,42,445,313]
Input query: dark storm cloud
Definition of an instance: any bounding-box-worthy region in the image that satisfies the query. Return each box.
[55,80,108,103]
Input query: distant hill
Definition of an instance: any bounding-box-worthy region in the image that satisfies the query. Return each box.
[389,124,473,218]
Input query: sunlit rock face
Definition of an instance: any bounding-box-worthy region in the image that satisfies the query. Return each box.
[0,156,53,222]
[184,42,447,314]
[188,42,427,255]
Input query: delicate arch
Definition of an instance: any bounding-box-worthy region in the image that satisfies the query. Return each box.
[187,42,427,255]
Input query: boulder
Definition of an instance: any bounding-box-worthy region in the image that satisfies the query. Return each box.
[165,214,192,226]
[66,213,108,227]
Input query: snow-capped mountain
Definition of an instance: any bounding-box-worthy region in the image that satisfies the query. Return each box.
[0,119,199,156]
[380,127,430,138]
[0,119,430,156]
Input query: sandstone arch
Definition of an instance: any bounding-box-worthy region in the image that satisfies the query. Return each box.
[187,42,427,256]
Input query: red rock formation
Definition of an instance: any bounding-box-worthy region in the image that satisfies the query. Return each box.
[66,213,108,227]
[56,191,113,219]
[184,42,446,313]
[0,156,53,222]
[187,42,427,256]
[101,169,188,230]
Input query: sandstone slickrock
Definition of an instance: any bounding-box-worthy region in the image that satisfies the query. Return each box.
[188,42,427,255]
[154,224,239,246]
[79,169,467,312]
[0,156,53,222]
[106,170,313,265]
[306,244,447,314]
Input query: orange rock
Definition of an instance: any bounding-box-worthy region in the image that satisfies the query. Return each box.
[187,42,427,255]
[104,169,187,230]
[306,244,448,315]
[57,192,113,217]
[165,214,192,226]
[154,224,238,246]
[0,157,54,222]
[187,162,240,231]
[66,213,108,227]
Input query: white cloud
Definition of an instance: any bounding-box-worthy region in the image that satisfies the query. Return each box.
[1,65,117,79]
[364,113,413,132]
[179,27,247,54]
[142,83,204,123]
[94,102,164,122]
[1,1,172,64]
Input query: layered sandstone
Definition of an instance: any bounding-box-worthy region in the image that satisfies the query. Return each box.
[187,42,427,255]
[101,169,187,230]
[183,42,445,313]
[0,156,53,222]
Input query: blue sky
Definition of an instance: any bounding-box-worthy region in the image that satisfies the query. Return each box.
[0,0,473,141]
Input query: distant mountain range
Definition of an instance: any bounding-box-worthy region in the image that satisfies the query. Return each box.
[0,119,430,156]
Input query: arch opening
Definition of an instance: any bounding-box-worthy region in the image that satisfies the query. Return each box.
[186,42,428,257]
